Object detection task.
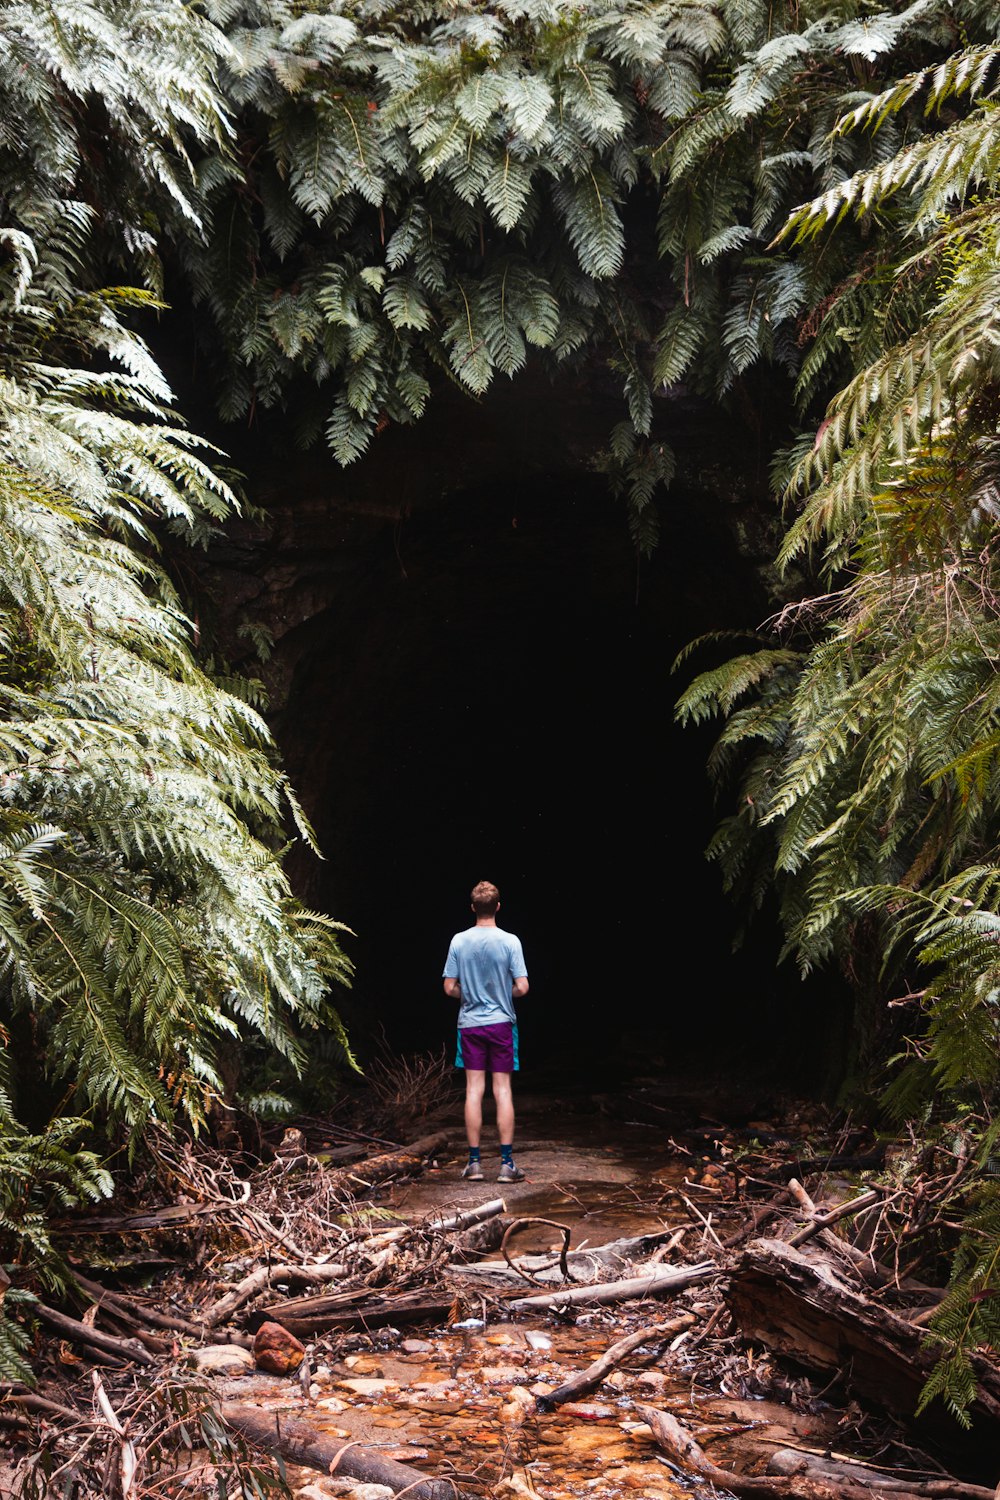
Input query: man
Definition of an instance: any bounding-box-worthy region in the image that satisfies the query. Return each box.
[443,880,528,1183]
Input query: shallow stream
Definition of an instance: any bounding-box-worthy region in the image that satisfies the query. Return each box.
[223,1090,746,1498]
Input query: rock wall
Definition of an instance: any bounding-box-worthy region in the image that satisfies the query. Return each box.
[192,364,846,1082]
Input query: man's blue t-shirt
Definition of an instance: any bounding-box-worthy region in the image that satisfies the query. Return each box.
[443,926,527,1028]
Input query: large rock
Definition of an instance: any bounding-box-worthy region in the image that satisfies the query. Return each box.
[253,1319,305,1376]
[191,1344,254,1377]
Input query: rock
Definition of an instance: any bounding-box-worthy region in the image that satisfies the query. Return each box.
[560,1401,616,1420]
[500,1386,535,1431]
[480,1363,524,1383]
[253,1320,306,1376]
[524,1331,552,1351]
[336,1377,400,1397]
[493,1474,537,1499]
[400,1338,432,1353]
[190,1344,254,1377]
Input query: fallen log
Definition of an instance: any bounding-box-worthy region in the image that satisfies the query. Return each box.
[635,1402,934,1500]
[251,1287,457,1336]
[54,1201,222,1234]
[34,1303,155,1367]
[452,1215,510,1258]
[456,1228,696,1285]
[767,1149,887,1182]
[538,1312,696,1410]
[69,1271,227,1342]
[508,1260,717,1312]
[767,1448,997,1499]
[205,1261,347,1328]
[324,1131,449,1198]
[726,1239,1000,1456]
[221,1400,466,1499]
[425,1198,505,1233]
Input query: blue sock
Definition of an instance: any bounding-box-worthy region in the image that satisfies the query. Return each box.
[500,1144,514,1166]
[468,1147,481,1164]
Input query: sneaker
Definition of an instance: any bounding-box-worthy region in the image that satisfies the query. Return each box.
[461,1160,484,1181]
[496,1161,525,1183]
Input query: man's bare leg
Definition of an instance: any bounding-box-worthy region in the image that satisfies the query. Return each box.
[492,1072,514,1145]
[464,1069,486,1147]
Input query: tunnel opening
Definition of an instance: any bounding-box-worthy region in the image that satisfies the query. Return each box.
[271,467,853,1098]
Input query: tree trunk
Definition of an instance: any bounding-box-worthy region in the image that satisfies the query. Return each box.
[324,1131,450,1197]
[725,1239,1000,1466]
[221,1401,467,1499]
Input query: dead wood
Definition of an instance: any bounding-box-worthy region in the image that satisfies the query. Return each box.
[635,1402,868,1500]
[221,1400,466,1498]
[501,1218,572,1286]
[766,1449,997,1499]
[452,1215,510,1258]
[723,1189,793,1249]
[425,1198,505,1233]
[508,1259,718,1312]
[93,1372,138,1498]
[539,1313,696,1409]
[54,1200,224,1234]
[725,1239,1000,1446]
[69,1272,217,1341]
[767,1149,887,1181]
[205,1261,347,1328]
[782,1183,936,1293]
[323,1130,450,1198]
[787,1187,882,1248]
[456,1228,696,1285]
[2,1393,98,1426]
[252,1287,457,1336]
[34,1303,156,1367]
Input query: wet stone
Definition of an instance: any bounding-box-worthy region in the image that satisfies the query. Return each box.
[480,1363,526,1383]
[560,1401,617,1420]
[315,1395,348,1412]
[336,1377,400,1397]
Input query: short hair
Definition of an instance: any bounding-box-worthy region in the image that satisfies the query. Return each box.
[471,880,500,916]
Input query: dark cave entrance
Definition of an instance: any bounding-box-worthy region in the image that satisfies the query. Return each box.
[270,465,851,1094]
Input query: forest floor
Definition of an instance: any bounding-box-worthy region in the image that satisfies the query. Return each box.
[2,1071,997,1500]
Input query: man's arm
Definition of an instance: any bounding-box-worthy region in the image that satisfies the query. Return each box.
[513,976,529,999]
[444,977,461,999]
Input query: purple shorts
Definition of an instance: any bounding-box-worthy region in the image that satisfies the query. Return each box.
[456,1022,519,1073]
